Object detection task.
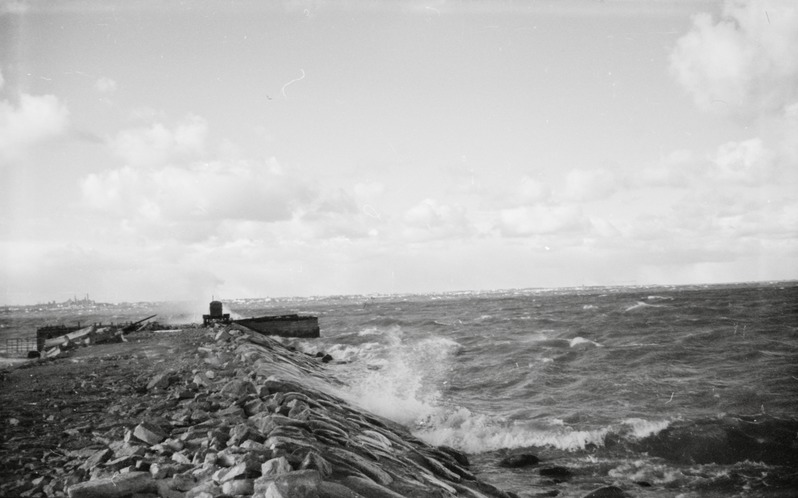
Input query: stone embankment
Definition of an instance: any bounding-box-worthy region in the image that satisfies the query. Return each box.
[1,325,517,498]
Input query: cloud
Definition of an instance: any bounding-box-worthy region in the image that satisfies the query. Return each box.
[109,115,208,167]
[638,137,784,189]
[636,149,701,188]
[561,168,620,202]
[711,137,776,184]
[0,93,69,163]
[517,176,551,204]
[499,204,588,237]
[670,0,798,117]
[95,76,117,94]
[353,181,385,200]
[0,1,28,15]
[291,188,381,240]
[402,198,470,240]
[80,157,314,241]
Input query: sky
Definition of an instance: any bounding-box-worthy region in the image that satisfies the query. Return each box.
[1,0,797,305]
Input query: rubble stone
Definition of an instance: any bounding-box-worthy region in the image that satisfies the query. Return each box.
[66,471,154,498]
[222,478,254,495]
[133,421,168,446]
[146,371,175,391]
[2,326,519,498]
[261,456,293,477]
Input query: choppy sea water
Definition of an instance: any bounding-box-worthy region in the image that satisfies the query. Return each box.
[3,282,797,496]
[266,283,798,497]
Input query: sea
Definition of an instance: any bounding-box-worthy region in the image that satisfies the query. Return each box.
[2,281,797,497]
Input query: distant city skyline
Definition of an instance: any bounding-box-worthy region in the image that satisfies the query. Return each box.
[1,0,797,305]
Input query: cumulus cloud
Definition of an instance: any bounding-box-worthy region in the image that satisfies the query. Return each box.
[639,137,784,188]
[499,204,587,237]
[711,137,776,184]
[95,76,117,94]
[0,92,69,163]
[80,157,314,241]
[637,149,701,188]
[109,115,208,167]
[670,0,798,117]
[353,181,385,200]
[403,198,470,239]
[561,168,620,202]
[517,176,551,204]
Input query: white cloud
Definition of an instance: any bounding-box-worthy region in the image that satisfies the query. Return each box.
[670,0,798,117]
[80,157,314,241]
[95,76,117,94]
[353,181,385,200]
[711,137,776,184]
[517,176,551,204]
[499,204,587,237]
[403,198,470,240]
[109,115,208,167]
[637,149,701,188]
[561,168,619,202]
[0,93,69,163]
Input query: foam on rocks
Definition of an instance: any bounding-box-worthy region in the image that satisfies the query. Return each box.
[2,325,522,498]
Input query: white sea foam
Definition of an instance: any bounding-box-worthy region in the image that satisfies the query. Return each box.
[625,301,668,312]
[414,408,611,453]
[325,343,380,363]
[608,460,685,485]
[569,337,602,348]
[621,418,671,438]
[331,327,460,426]
[357,327,382,336]
[646,295,674,301]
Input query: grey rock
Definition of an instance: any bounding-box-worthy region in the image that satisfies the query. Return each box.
[222,478,255,495]
[339,476,405,498]
[262,456,293,477]
[270,470,322,498]
[582,485,633,498]
[66,471,154,498]
[318,481,366,498]
[146,371,174,391]
[133,421,168,446]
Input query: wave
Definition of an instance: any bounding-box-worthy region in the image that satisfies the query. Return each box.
[528,337,602,349]
[414,409,612,453]
[328,327,461,427]
[624,301,667,312]
[569,337,602,348]
[411,409,680,454]
[414,409,798,468]
[620,415,798,466]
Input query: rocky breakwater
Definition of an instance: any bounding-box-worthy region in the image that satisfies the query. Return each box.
[2,325,518,498]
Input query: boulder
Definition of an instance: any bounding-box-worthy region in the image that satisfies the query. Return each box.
[79,448,112,471]
[146,371,175,391]
[133,421,168,446]
[339,476,405,498]
[66,471,154,498]
[220,378,256,398]
[262,456,293,477]
[269,470,322,498]
[318,481,367,498]
[582,485,632,498]
[222,478,255,495]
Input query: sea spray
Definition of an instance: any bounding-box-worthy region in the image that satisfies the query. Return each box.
[320,325,461,426]
[223,282,798,495]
